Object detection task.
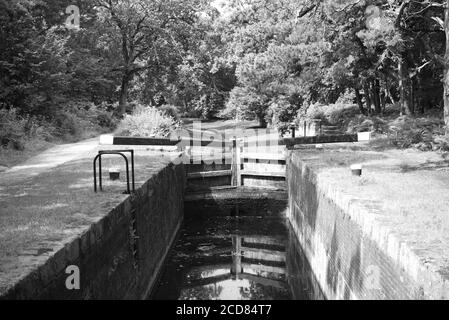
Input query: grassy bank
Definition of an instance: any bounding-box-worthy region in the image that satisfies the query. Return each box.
[301,103,448,153]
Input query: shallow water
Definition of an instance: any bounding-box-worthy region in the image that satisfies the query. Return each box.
[151,200,321,300]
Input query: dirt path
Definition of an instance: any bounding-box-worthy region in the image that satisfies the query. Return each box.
[0,137,100,183]
[0,119,272,182]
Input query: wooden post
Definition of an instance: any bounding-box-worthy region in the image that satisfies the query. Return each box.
[236,139,242,187]
[291,126,296,138]
[304,121,307,137]
[185,146,192,164]
[231,138,242,187]
[231,235,242,277]
[231,139,237,186]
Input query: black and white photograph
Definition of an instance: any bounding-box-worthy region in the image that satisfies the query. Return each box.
[1,0,449,306]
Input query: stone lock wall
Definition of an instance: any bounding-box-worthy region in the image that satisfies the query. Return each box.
[2,163,185,300]
[287,151,430,300]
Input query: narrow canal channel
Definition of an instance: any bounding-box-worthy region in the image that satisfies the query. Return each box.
[150,198,322,300]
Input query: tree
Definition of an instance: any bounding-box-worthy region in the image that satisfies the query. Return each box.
[442,0,449,128]
[95,0,203,115]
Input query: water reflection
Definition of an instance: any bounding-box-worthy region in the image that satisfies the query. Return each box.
[151,201,321,300]
[178,234,290,300]
[151,214,291,300]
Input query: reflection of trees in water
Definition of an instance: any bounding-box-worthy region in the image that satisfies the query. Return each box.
[180,279,290,300]
[239,282,263,300]
[239,282,290,300]
[180,284,224,300]
[154,212,292,299]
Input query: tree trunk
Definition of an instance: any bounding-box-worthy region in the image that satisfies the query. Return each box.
[183,98,188,114]
[444,2,449,129]
[380,89,386,115]
[257,112,267,128]
[386,85,396,105]
[398,56,413,116]
[364,82,372,115]
[372,79,382,114]
[415,75,424,114]
[118,74,131,116]
[354,87,366,115]
[409,78,415,115]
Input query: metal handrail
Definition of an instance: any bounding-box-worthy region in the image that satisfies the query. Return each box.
[93,150,135,194]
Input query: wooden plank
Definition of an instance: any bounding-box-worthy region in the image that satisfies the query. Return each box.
[242,263,285,275]
[257,134,359,147]
[188,153,233,163]
[184,186,287,201]
[280,134,358,147]
[188,157,232,165]
[242,177,286,190]
[242,152,286,161]
[241,170,286,178]
[112,136,180,146]
[187,170,232,179]
[102,135,230,147]
[101,133,366,149]
[243,163,285,174]
[243,236,286,247]
[189,139,228,147]
[241,246,286,262]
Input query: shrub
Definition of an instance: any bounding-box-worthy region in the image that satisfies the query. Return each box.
[222,86,267,122]
[267,97,299,134]
[298,103,360,126]
[348,113,448,151]
[54,111,80,137]
[51,101,117,139]
[195,92,225,120]
[1,101,117,157]
[159,104,180,121]
[117,104,180,137]
[0,108,27,150]
[0,108,56,150]
[336,89,356,105]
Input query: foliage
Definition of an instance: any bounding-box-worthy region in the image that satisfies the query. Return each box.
[301,103,361,126]
[194,91,226,120]
[117,105,181,138]
[219,0,449,130]
[267,96,299,133]
[224,86,268,122]
[0,108,56,151]
[159,104,180,121]
[3,0,449,156]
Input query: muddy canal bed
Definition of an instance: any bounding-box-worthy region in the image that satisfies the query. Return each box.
[151,199,319,300]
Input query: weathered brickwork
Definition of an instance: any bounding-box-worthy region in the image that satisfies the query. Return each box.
[1,163,185,300]
[287,151,448,300]
[286,226,326,300]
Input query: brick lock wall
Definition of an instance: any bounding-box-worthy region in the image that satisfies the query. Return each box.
[287,152,430,300]
[2,163,186,300]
